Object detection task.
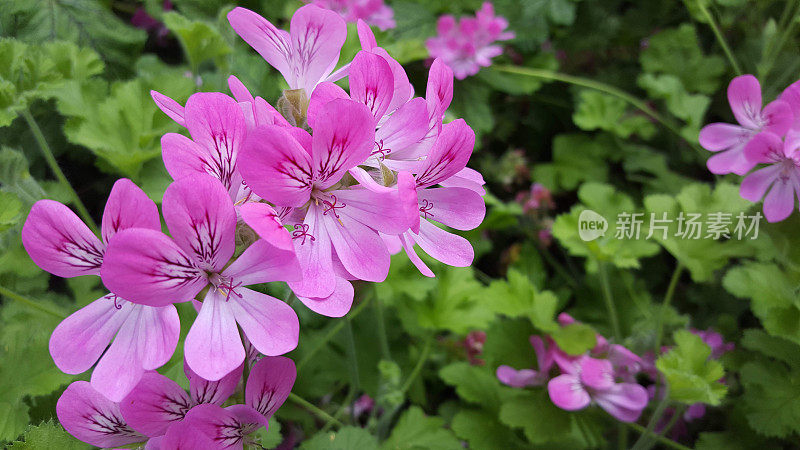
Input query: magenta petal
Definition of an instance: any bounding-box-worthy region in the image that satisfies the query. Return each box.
[744,132,784,164]
[418,187,485,231]
[531,335,554,372]
[297,276,353,317]
[49,294,130,374]
[372,47,414,114]
[578,358,615,391]
[119,372,194,437]
[350,51,395,120]
[239,125,314,207]
[496,366,539,388]
[594,383,649,422]
[57,381,145,448]
[357,19,377,50]
[151,90,185,127]
[311,99,376,189]
[440,167,486,195]
[289,5,347,94]
[238,202,295,252]
[412,219,474,267]
[698,123,750,152]
[246,356,296,419]
[740,165,780,202]
[228,75,254,104]
[182,403,256,449]
[728,74,763,129]
[163,174,237,271]
[101,228,206,306]
[102,178,160,244]
[224,239,301,286]
[185,290,246,381]
[160,419,219,449]
[763,178,796,222]
[136,305,181,370]
[426,58,454,123]
[186,361,243,406]
[415,119,476,188]
[227,8,293,85]
[548,374,591,411]
[307,81,349,129]
[762,99,793,137]
[228,288,299,356]
[322,207,390,282]
[22,200,104,278]
[706,144,754,175]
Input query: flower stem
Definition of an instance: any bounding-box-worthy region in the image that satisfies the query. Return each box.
[625,421,691,450]
[631,383,671,450]
[695,1,743,75]
[0,285,66,319]
[288,393,342,427]
[400,336,433,394]
[374,299,392,360]
[343,319,361,398]
[21,109,98,235]
[598,262,621,340]
[655,263,684,351]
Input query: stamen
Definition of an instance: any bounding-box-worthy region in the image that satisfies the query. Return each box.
[322,194,346,220]
[292,223,316,245]
[419,199,435,219]
[372,140,391,160]
[110,295,123,310]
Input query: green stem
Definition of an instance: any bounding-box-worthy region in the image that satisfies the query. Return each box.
[631,383,671,450]
[0,285,66,319]
[625,422,691,450]
[537,241,579,289]
[288,393,343,427]
[400,336,433,394]
[655,263,684,351]
[492,65,702,153]
[21,109,98,234]
[658,404,687,439]
[343,320,361,397]
[375,299,392,360]
[761,0,800,80]
[598,262,621,340]
[696,2,743,75]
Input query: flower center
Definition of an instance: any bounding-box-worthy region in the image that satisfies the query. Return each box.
[208,273,243,302]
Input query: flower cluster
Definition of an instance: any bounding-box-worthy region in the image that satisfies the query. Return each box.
[496,314,649,422]
[305,0,395,30]
[22,4,486,447]
[699,74,800,222]
[425,2,514,80]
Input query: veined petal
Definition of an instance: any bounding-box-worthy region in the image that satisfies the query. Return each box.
[594,383,649,422]
[136,305,181,370]
[418,187,485,231]
[415,119,475,188]
[160,418,218,449]
[163,174,237,272]
[333,183,417,235]
[119,372,194,437]
[90,306,148,402]
[375,97,429,160]
[102,228,206,306]
[185,290,245,381]
[186,361,243,406]
[289,4,347,94]
[728,74,763,129]
[762,99,793,137]
[239,125,314,207]
[744,132,785,164]
[102,178,161,244]
[350,51,394,120]
[287,207,336,298]
[49,294,131,374]
[238,202,295,252]
[246,356,296,419]
[698,123,751,152]
[182,403,262,449]
[227,8,293,85]
[224,239,301,286]
[297,276,353,317]
[151,90,185,127]
[547,374,591,411]
[321,205,390,282]
[311,99,376,188]
[372,47,414,115]
[229,288,299,356]
[578,358,615,390]
[22,200,104,278]
[439,167,486,195]
[307,81,349,129]
[57,381,145,448]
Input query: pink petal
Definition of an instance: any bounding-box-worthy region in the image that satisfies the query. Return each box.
[22,200,104,278]
[426,58,454,124]
[227,75,254,104]
[375,97,429,160]
[119,372,194,437]
[57,381,145,448]
[228,288,299,356]
[90,312,146,401]
[49,294,130,375]
[349,51,394,120]
[163,174,237,272]
[186,361,243,406]
[357,19,377,50]
[296,276,353,317]
[415,119,476,188]
[780,79,800,129]
[698,123,751,152]
[372,47,414,115]
[321,205,390,282]
[439,167,486,196]
[418,187,485,231]
[348,166,395,193]
[136,305,181,370]
[246,356,296,419]
[254,96,289,127]
[763,178,796,222]
[706,144,754,175]
[289,5,348,94]
[411,219,474,267]
[333,185,417,235]
[239,125,314,207]
[547,374,591,411]
[381,232,403,255]
[740,164,781,202]
[307,81,349,129]
[578,357,615,391]
[530,335,554,372]
[102,178,160,243]
[237,202,295,252]
[225,238,301,286]
[151,90,185,127]
[496,366,539,388]
[743,131,785,164]
[594,383,649,422]
[762,99,793,136]
[101,228,206,306]
[160,419,218,449]
[227,7,293,86]
[311,99,376,189]
[182,403,262,449]
[185,290,246,381]
[728,74,763,129]
[287,207,336,298]
[400,233,434,277]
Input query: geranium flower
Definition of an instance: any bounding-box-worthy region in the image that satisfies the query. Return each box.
[227,5,348,96]
[699,75,792,175]
[101,174,301,380]
[307,0,395,30]
[740,131,800,222]
[21,179,180,401]
[497,335,554,387]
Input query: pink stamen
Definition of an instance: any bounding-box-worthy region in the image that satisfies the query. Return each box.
[292,223,316,245]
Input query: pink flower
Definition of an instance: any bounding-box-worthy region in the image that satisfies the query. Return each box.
[22,179,180,401]
[690,328,735,359]
[237,98,418,317]
[306,0,395,30]
[547,357,649,422]
[699,75,792,175]
[228,5,348,95]
[497,335,554,387]
[425,2,514,79]
[739,131,800,222]
[463,330,487,365]
[352,394,375,418]
[101,174,301,380]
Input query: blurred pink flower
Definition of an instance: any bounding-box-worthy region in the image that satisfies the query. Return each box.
[306,0,395,30]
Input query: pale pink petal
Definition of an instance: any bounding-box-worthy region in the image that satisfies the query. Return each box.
[728,74,763,129]
[289,5,348,94]
[151,90,185,127]
[102,178,161,244]
[288,207,336,298]
[306,81,349,129]
[239,125,314,207]
[136,305,181,370]
[698,123,751,152]
[311,99,376,189]
[238,202,295,252]
[228,8,293,85]
[101,228,206,307]
[57,381,145,448]
[186,361,243,406]
[439,167,487,195]
[426,58,454,123]
[411,219,474,267]
[418,187,485,230]
[381,233,403,255]
[763,178,796,222]
[254,96,289,127]
[224,239,301,287]
[333,185,417,235]
[415,119,476,188]
[162,174,237,271]
[349,51,394,120]
[740,165,781,202]
[348,166,395,193]
[496,366,539,388]
[357,19,377,50]
[185,290,246,381]
[578,358,615,391]
[375,97,429,160]
[321,206,390,282]
[547,374,591,411]
[296,276,353,317]
[594,383,649,422]
[22,200,104,278]
[762,99,793,136]
[400,233,434,277]
[90,309,146,402]
[228,75,254,104]
[228,288,299,356]
[246,356,296,419]
[706,144,754,175]
[119,372,194,437]
[49,294,131,374]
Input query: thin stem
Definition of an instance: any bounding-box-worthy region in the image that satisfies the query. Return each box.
[631,383,671,450]
[537,242,579,289]
[761,0,800,80]
[696,2,743,75]
[374,299,392,360]
[0,285,66,319]
[658,404,687,439]
[625,422,691,450]
[288,393,343,427]
[655,263,684,351]
[21,109,98,234]
[492,66,703,154]
[343,320,361,398]
[598,262,621,340]
[400,336,433,394]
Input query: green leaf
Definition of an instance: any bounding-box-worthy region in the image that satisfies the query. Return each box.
[741,329,800,370]
[484,269,559,332]
[300,426,379,450]
[550,323,598,355]
[532,133,614,193]
[0,147,45,205]
[253,417,282,449]
[637,73,710,141]
[439,362,513,413]
[498,390,575,445]
[381,406,461,450]
[451,409,524,450]
[655,329,727,405]
[740,359,800,438]
[572,90,656,139]
[6,420,89,449]
[0,191,22,232]
[162,12,232,72]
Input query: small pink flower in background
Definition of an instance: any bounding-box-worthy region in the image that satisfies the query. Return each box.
[497,336,554,387]
[517,183,554,213]
[538,227,553,247]
[131,0,173,46]
[463,330,487,365]
[353,394,375,418]
[690,328,734,359]
[699,75,792,175]
[306,0,395,30]
[739,131,800,222]
[425,2,514,79]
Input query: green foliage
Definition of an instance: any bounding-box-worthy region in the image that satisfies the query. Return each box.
[381,407,461,450]
[6,420,89,450]
[656,330,727,405]
[162,12,232,72]
[301,426,380,450]
[572,90,657,139]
